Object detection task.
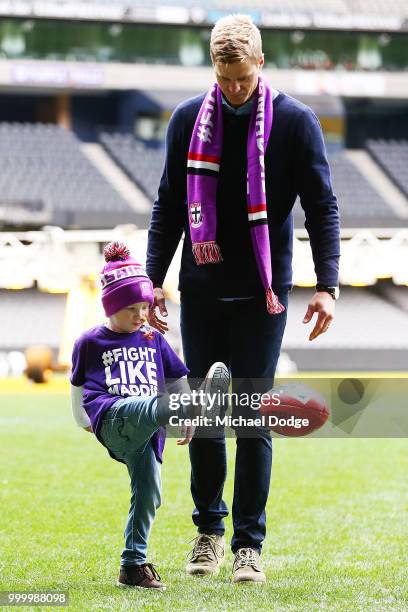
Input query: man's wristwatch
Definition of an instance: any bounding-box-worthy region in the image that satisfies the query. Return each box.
[316,284,340,300]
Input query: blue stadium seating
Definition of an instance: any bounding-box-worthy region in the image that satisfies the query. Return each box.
[101,132,401,227]
[100,132,164,203]
[366,139,408,199]
[0,123,137,229]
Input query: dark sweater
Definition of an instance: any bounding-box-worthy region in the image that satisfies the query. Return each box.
[147,91,340,298]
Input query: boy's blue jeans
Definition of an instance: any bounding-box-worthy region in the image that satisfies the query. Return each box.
[98,397,161,566]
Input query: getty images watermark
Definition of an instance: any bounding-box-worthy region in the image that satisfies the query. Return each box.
[163,377,408,438]
[167,389,310,430]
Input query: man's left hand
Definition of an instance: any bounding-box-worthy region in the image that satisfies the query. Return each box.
[176,423,195,445]
[302,292,335,341]
[148,287,169,334]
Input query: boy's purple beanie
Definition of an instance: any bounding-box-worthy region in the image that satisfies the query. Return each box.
[100,241,154,316]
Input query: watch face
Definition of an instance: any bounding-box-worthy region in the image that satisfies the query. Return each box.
[316,285,340,299]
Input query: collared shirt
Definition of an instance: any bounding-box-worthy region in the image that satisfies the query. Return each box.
[221,88,280,116]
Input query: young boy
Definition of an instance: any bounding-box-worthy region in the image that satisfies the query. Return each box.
[70,241,229,590]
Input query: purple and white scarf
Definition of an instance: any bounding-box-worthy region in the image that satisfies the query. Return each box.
[187,76,285,314]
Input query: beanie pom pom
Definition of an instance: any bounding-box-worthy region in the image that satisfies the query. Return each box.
[103,241,130,262]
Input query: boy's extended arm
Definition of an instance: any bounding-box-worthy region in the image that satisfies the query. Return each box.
[70,384,92,432]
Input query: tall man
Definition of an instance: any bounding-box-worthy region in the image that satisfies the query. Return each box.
[147,14,340,583]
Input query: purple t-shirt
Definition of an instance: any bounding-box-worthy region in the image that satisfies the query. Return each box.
[71,324,188,462]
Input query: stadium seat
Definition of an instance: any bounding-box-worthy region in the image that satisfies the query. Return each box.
[0,288,66,351]
[366,139,408,199]
[100,132,400,227]
[282,285,408,370]
[293,150,403,227]
[99,132,165,203]
[0,123,137,229]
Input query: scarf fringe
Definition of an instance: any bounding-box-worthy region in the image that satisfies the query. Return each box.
[266,287,285,315]
[193,242,223,265]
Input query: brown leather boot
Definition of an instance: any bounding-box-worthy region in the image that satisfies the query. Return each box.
[117,563,166,590]
[186,534,225,576]
[232,548,266,583]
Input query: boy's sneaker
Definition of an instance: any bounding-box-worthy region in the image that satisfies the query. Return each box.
[198,362,230,418]
[232,548,266,583]
[117,563,166,590]
[186,534,225,576]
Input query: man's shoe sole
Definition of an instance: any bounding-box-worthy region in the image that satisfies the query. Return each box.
[233,577,266,584]
[201,362,230,417]
[232,572,266,584]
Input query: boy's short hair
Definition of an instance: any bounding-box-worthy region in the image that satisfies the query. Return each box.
[210,14,263,65]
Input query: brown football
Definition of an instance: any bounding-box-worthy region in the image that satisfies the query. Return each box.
[260,383,329,437]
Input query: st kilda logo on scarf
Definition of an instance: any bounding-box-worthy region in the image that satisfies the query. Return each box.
[190,202,203,228]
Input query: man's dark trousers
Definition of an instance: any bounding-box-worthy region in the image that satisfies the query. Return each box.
[180,290,289,554]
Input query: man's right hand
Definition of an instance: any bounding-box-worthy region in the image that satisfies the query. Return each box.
[148,287,169,334]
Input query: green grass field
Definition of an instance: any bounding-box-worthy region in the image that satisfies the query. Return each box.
[1,391,407,611]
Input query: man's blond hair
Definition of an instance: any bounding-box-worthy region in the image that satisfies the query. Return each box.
[210,14,262,65]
